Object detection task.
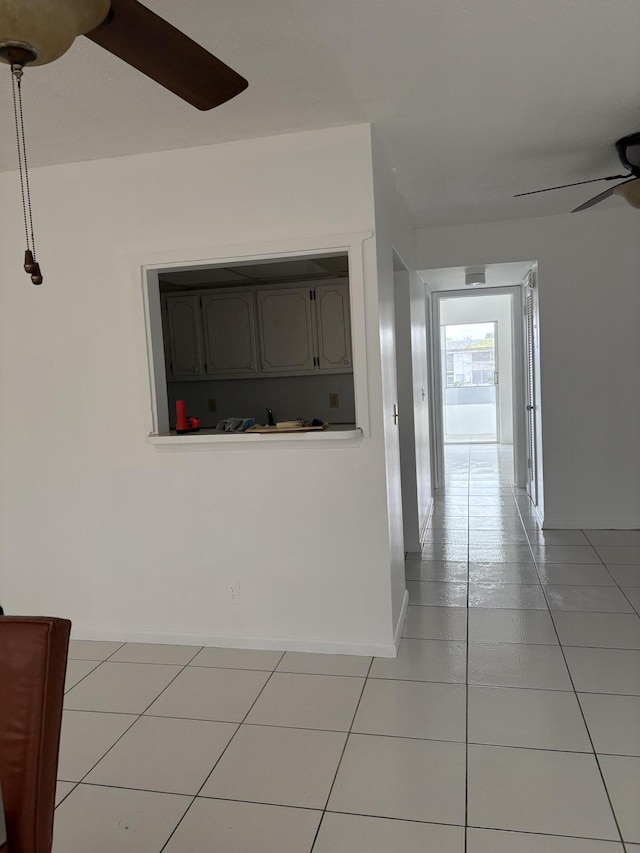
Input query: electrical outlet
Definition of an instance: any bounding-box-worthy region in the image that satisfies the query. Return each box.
[208,398,217,413]
[329,393,339,408]
[227,581,241,604]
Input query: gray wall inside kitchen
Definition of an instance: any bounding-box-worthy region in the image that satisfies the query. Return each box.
[168,373,356,429]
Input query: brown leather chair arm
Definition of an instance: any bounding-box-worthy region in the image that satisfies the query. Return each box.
[0,616,71,853]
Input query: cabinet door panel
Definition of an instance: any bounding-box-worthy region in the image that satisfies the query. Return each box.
[202,292,258,376]
[257,289,315,372]
[315,282,352,370]
[166,296,202,377]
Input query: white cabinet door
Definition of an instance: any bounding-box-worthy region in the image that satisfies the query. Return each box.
[257,288,316,373]
[314,282,352,371]
[166,296,203,377]
[201,292,258,377]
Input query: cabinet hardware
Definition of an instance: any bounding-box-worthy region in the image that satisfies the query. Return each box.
[393,404,399,425]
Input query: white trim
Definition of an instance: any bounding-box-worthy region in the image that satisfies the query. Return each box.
[393,589,409,652]
[148,427,363,451]
[133,231,374,442]
[69,626,398,658]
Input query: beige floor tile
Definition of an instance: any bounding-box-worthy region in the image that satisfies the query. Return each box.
[468,643,572,690]
[201,724,346,807]
[314,813,465,853]
[467,745,619,839]
[606,564,640,586]
[162,798,321,853]
[245,672,364,730]
[108,642,201,665]
[64,659,101,693]
[406,580,468,606]
[55,781,76,807]
[67,641,123,660]
[552,611,640,649]
[328,733,466,825]
[52,784,191,853]
[563,647,640,695]
[544,585,634,613]
[145,666,270,722]
[64,662,182,713]
[85,715,237,794]
[468,608,558,644]
[537,564,615,586]
[469,583,547,609]
[189,646,284,670]
[58,710,137,781]
[402,605,467,640]
[579,693,640,756]
[468,686,591,751]
[531,545,601,564]
[598,755,640,843]
[352,679,466,741]
[276,651,371,677]
[467,828,623,852]
[468,563,540,583]
[595,546,640,565]
[370,639,466,683]
[405,560,468,582]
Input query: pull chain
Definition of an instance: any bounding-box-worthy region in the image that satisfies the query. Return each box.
[10,63,43,285]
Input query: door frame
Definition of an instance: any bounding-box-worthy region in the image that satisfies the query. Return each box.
[431,286,527,488]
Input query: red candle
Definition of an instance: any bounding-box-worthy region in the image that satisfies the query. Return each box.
[175,400,188,433]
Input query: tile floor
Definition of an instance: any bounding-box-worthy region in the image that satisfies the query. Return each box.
[54,444,640,852]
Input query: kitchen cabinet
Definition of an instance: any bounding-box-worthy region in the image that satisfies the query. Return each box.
[163,279,353,381]
[165,296,203,377]
[256,288,316,374]
[201,291,259,377]
[315,282,352,371]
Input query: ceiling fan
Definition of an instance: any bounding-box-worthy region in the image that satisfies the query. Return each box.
[514,132,640,213]
[0,0,248,285]
[0,0,248,110]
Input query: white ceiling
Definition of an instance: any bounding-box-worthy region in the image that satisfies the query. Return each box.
[423,262,534,292]
[1,0,639,228]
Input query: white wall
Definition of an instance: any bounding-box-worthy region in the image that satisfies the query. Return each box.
[0,124,401,654]
[371,133,431,632]
[416,208,640,528]
[439,293,514,443]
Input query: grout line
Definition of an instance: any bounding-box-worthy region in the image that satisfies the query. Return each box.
[309,656,374,852]
[157,649,287,852]
[543,552,628,851]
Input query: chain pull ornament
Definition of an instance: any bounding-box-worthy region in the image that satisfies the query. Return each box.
[10,60,43,285]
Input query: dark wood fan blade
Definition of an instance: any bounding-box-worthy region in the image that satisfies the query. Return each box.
[84,0,248,110]
[571,178,636,213]
[514,175,627,198]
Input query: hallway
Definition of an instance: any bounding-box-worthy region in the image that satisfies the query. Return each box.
[412,442,639,850]
[53,444,639,851]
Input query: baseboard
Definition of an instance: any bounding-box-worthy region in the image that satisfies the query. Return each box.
[69,626,398,658]
[420,497,434,544]
[542,516,640,530]
[393,589,409,654]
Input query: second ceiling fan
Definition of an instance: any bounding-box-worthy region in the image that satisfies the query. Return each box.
[515,132,640,212]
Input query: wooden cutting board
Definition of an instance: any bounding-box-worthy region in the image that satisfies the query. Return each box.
[245,422,328,434]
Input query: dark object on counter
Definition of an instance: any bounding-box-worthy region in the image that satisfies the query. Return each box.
[311,418,324,427]
[175,400,200,434]
[216,418,255,432]
[266,408,275,427]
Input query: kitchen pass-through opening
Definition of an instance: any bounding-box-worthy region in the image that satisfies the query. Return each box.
[145,251,357,436]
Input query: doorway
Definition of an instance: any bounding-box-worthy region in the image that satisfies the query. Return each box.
[442,320,499,443]
[431,287,528,489]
